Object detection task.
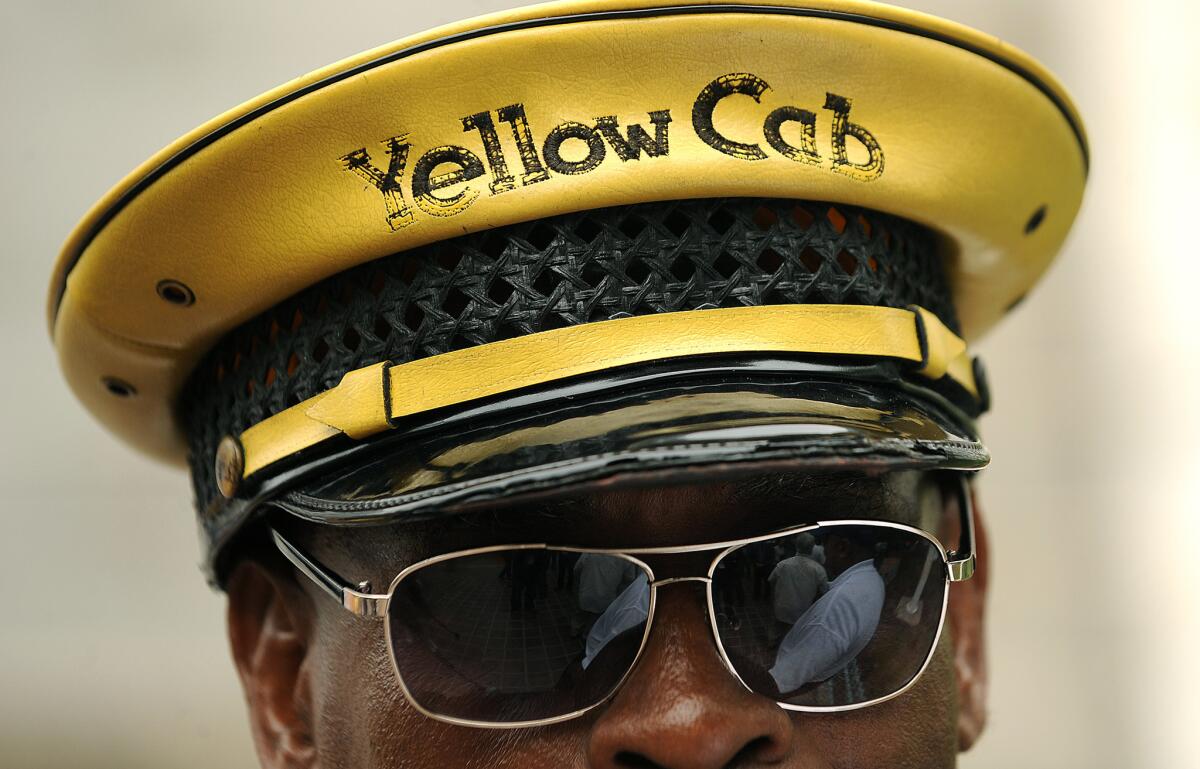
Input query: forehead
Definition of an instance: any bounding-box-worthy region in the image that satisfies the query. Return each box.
[286,470,942,580]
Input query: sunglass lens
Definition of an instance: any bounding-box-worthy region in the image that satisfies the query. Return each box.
[387,549,651,724]
[710,524,947,708]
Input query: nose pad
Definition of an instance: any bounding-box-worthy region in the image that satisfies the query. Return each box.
[587,582,792,769]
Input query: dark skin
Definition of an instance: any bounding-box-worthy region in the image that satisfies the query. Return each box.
[227,470,990,769]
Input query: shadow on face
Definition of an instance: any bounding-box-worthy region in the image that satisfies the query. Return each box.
[225,469,989,769]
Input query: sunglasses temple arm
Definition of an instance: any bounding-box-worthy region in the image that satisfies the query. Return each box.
[270,528,388,617]
[946,474,977,582]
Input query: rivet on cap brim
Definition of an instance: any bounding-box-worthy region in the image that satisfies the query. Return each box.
[215,435,244,499]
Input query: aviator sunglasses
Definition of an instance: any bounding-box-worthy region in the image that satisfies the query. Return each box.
[271,475,976,728]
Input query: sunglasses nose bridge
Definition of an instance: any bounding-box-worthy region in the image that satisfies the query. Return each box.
[650,576,713,588]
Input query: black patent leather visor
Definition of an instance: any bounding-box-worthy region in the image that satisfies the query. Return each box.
[275,361,986,525]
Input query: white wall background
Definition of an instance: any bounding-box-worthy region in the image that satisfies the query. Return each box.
[1,1,1196,767]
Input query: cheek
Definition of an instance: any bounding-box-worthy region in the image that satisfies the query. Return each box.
[305,605,592,769]
[790,631,958,769]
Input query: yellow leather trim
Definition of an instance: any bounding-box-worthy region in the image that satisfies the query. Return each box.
[238,304,976,477]
[239,401,342,477]
[49,0,1085,464]
[912,305,965,380]
[304,362,390,440]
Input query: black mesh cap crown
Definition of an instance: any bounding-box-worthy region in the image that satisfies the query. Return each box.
[182,197,959,514]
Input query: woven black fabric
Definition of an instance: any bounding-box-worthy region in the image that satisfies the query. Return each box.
[183,197,956,512]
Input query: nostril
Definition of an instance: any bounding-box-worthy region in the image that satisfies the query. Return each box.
[729,736,776,766]
[616,751,666,769]
[614,735,779,769]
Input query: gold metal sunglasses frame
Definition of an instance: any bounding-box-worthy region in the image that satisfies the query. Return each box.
[271,475,975,729]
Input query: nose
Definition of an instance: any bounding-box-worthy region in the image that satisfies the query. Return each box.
[586,584,793,769]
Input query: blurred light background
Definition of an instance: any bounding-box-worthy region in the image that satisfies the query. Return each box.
[1,1,1197,767]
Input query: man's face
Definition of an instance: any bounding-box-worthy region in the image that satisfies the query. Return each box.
[227,470,989,769]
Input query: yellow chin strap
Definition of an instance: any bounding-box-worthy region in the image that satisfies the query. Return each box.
[234,304,976,482]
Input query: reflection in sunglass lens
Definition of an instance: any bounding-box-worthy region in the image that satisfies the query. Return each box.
[710,524,946,708]
[387,549,651,724]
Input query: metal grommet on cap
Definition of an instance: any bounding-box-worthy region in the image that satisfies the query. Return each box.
[101,376,137,398]
[214,435,244,499]
[156,279,195,307]
[1024,205,1047,235]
